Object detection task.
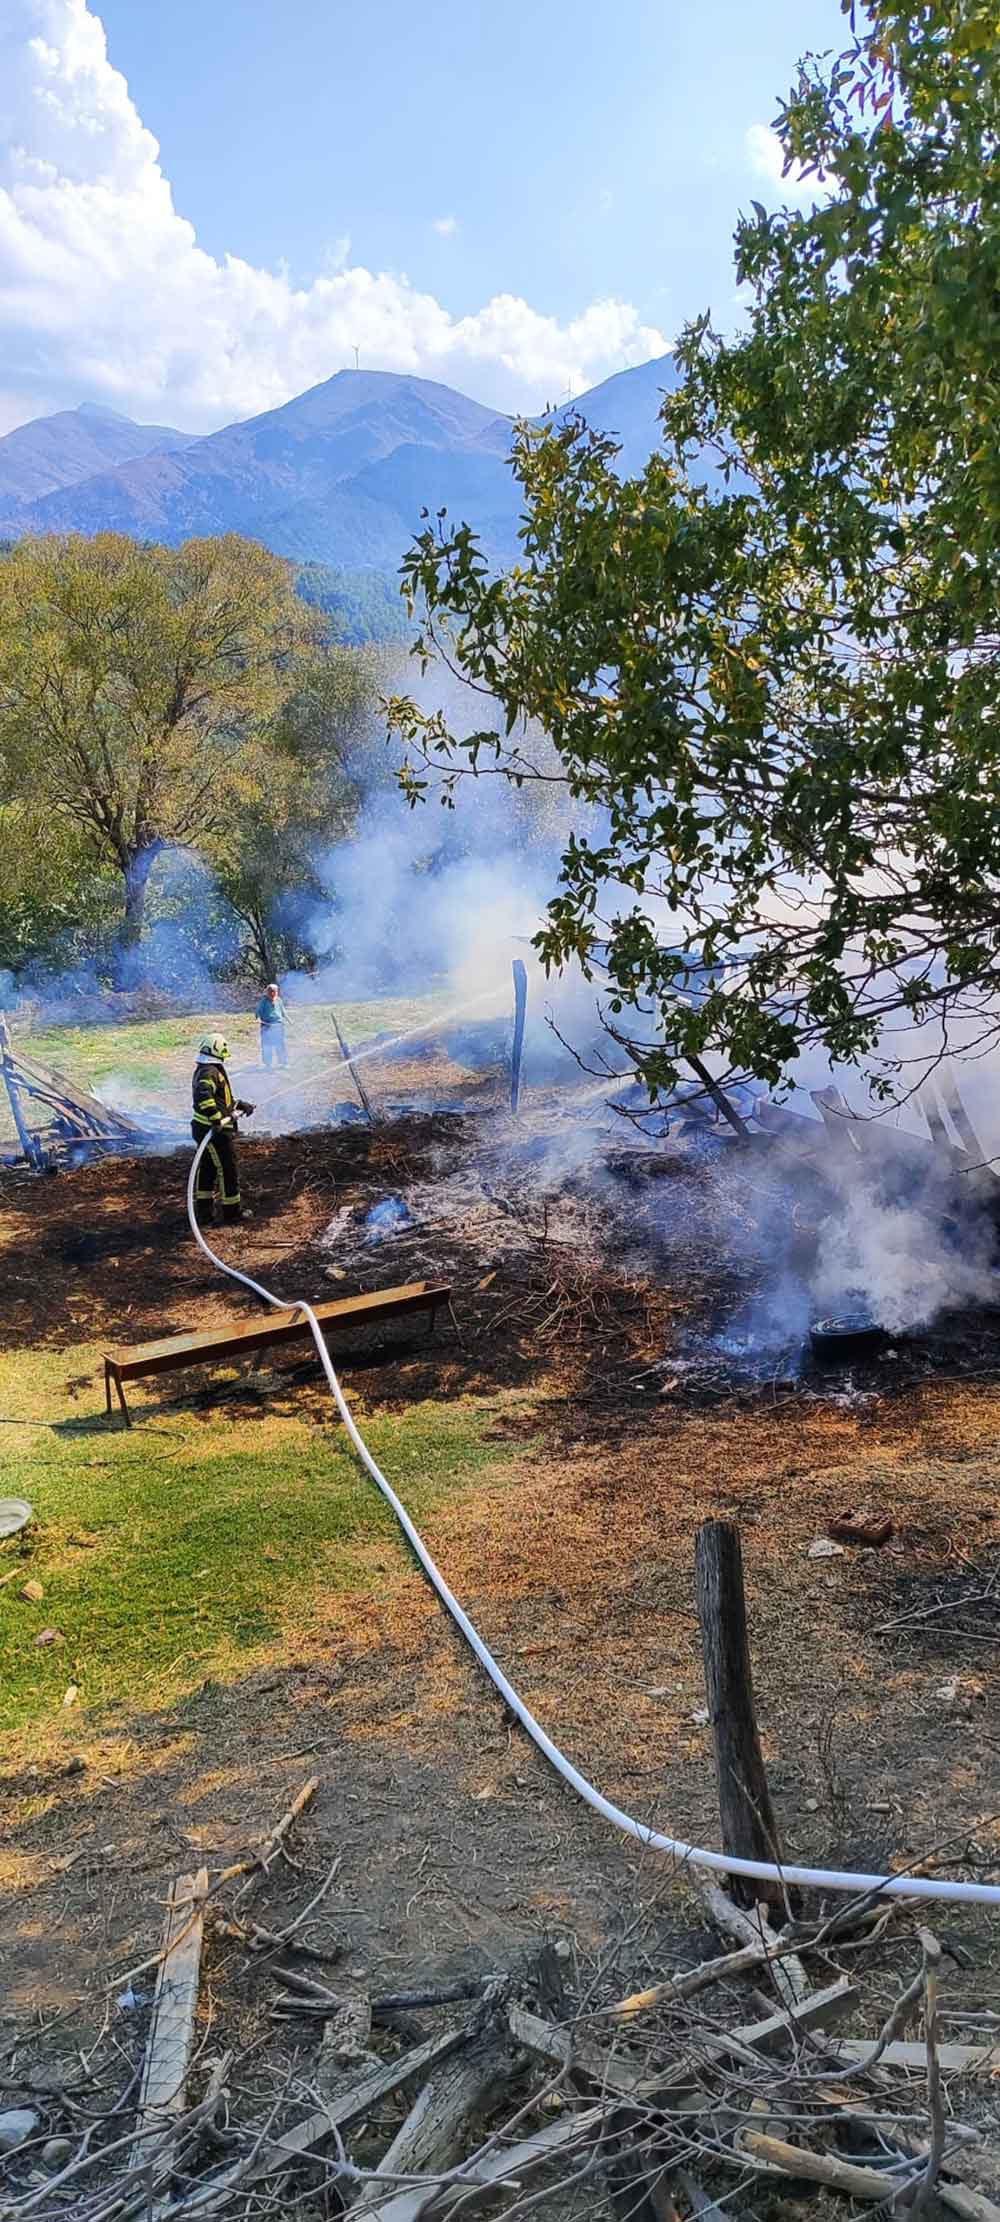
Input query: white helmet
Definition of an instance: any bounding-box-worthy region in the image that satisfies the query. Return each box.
[199,1033,229,1061]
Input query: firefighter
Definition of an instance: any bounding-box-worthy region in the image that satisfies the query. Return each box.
[191,1035,255,1225]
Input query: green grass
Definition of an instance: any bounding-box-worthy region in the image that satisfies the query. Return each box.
[1,993,447,1141]
[21,995,441,1095]
[0,1342,516,1752]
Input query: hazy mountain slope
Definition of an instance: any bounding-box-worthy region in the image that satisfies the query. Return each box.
[18,372,512,548]
[0,402,194,515]
[2,356,693,576]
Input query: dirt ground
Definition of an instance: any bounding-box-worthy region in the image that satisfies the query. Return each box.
[3,1096,1000,2078]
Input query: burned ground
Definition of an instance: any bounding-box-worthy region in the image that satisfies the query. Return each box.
[2,1088,1000,2097]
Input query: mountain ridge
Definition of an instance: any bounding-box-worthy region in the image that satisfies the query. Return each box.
[0,403,196,518]
[0,358,676,567]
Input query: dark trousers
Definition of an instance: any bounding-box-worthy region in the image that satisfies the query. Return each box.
[192,1122,241,1217]
[261,1023,287,1069]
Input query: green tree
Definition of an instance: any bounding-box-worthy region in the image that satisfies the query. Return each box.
[0,801,119,979]
[0,533,318,968]
[212,647,384,981]
[390,0,1000,1102]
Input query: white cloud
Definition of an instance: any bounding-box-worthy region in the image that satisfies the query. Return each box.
[432,214,458,238]
[744,122,821,204]
[0,1,668,433]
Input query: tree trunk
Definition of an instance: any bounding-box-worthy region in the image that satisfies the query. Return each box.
[112,844,162,986]
[121,848,157,947]
[250,907,274,985]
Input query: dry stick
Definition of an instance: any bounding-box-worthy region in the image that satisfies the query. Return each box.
[225,1776,319,1905]
[210,1912,341,1968]
[607,1901,894,2025]
[737,2128,916,2203]
[115,1778,320,1996]
[910,1929,946,2220]
[694,1879,808,2010]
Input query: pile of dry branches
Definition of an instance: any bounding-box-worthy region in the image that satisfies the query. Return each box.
[3,1780,999,2222]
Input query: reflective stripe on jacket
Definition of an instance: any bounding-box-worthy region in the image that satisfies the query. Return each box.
[192,1059,236,1130]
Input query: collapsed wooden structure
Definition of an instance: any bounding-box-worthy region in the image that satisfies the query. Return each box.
[0,1013,177,1170]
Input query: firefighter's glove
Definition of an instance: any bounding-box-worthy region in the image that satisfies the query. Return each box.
[237,1100,255,1116]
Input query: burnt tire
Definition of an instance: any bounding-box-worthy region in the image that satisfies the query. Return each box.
[809,1315,889,1361]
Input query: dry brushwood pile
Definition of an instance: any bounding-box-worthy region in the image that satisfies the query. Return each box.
[4,1781,1000,2222]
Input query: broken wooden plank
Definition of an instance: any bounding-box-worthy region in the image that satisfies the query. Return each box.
[430,2104,608,2219]
[940,1071,993,1175]
[507,2001,639,2099]
[243,2025,471,2187]
[134,1868,208,2149]
[358,2033,514,2222]
[830,2037,1000,2077]
[508,1980,857,2107]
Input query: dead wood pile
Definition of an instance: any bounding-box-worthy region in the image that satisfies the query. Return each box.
[3,1779,1000,2222]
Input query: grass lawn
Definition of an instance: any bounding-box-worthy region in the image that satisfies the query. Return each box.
[4,995,445,1139]
[0,1341,517,1757]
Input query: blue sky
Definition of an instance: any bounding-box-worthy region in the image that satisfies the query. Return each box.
[0,0,842,433]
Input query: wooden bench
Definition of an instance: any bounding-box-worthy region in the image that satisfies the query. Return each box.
[104,1280,455,1425]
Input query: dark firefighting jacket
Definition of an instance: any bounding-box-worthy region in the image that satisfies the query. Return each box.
[192,1058,238,1133]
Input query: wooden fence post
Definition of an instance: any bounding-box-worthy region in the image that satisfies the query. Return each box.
[694,1519,785,1910]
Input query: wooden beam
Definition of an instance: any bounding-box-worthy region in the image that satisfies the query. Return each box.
[685,1056,750,1140]
[694,1522,786,1912]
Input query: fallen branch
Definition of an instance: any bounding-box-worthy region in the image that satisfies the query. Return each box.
[694,1879,808,2007]
[738,2127,916,2202]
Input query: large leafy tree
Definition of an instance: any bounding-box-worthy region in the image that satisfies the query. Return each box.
[390,0,1000,1102]
[212,647,384,981]
[0,533,318,966]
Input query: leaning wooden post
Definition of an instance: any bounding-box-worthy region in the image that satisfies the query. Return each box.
[694,1519,785,1910]
[0,1014,39,1171]
[510,959,528,1115]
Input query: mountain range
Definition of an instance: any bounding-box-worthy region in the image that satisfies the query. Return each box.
[0,356,681,580]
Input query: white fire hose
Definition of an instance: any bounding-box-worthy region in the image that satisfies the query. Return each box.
[187,1129,1000,1908]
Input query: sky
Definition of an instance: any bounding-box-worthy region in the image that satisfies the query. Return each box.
[0,0,843,438]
